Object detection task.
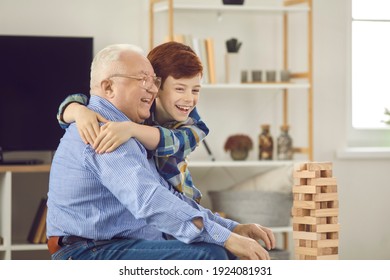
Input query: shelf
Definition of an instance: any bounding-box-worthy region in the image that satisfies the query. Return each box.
[189,160,292,168]
[201,82,310,90]
[0,164,51,173]
[12,243,47,251]
[11,243,47,251]
[189,161,293,191]
[153,3,310,14]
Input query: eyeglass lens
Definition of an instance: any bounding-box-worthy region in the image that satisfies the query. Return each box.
[143,76,161,90]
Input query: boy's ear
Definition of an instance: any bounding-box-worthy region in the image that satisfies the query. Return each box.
[101,79,114,98]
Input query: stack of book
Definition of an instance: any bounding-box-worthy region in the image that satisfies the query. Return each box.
[27,197,48,244]
[171,34,216,84]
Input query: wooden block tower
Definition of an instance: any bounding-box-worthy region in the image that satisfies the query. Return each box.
[292,162,339,260]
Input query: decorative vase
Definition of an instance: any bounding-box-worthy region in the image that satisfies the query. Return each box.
[277,125,293,160]
[225,53,240,84]
[258,124,273,160]
[230,148,249,161]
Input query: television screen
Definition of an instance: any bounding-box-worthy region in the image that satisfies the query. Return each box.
[0,35,93,152]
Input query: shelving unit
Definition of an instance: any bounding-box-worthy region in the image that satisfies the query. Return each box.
[0,165,51,260]
[149,0,313,160]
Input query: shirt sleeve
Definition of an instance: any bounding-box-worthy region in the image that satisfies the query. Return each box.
[154,108,209,158]
[180,194,239,231]
[57,93,89,129]
[84,138,232,246]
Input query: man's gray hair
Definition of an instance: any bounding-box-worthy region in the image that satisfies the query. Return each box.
[90,44,145,89]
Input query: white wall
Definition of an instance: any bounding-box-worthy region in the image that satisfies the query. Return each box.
[313,0,390,260]
[1,0,389,259]
[0,0,147,54]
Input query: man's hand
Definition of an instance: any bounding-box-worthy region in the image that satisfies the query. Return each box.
[224,232,271,260]
[233,224,276,250]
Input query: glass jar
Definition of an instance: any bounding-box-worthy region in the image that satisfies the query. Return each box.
[277,125,293,160]
[258,124,273,160]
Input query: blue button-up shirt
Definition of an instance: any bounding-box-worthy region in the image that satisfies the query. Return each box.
[47,95,238,246]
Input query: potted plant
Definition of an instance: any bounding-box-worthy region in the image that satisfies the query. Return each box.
[224,134,253,160]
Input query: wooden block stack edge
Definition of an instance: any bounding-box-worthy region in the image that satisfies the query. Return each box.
[292,162,339,260]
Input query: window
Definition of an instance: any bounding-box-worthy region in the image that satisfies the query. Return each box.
[348,0,390,147]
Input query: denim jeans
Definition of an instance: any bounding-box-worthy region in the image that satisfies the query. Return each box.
[51,239,237,260]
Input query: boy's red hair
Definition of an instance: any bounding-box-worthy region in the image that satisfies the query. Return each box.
[147,41,203,89]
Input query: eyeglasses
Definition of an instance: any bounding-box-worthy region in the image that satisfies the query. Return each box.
[109,73,162,92]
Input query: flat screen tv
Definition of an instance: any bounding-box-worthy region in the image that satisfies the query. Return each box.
[0,35,93,159]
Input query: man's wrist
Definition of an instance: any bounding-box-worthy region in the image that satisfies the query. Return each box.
[192,217,204,230]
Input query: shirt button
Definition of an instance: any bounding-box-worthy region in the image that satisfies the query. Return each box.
[214,234,219,239]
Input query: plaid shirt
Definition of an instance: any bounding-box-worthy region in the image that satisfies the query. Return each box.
[58,94,208,202]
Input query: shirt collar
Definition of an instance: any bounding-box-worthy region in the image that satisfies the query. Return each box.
[88,95,130,122]
[146,101,184,129]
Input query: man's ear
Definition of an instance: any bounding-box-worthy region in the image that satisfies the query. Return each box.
[101,79,114,98]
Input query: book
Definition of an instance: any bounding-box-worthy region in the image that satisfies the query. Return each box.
[205,37,216,84]
[27,197,47,244]
[198,38,209,84]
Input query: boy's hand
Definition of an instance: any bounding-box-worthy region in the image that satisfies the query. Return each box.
[73,105,108,145]
[94,122,134,153]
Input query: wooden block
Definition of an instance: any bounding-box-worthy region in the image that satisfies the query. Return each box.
[291,207,311,217]
[296,224,327,233]
[293,200,318,209]
[295,246,338,257]
[313,193,338,202]
[328,216,339,224]
[313,239,339,248]
[310,208,339,217]
[314,224,340,233]
[293,223,303,231]
[316,254,339,260]
[306,162,332,171]
[294,193,313,201]
[294,177,307,186]
[293,185,317,194]
[293,193,301,200]
[295,246,320,256]
[325,185,338,193]
[293,231,326,241]
[327,232,339,239]
[295,254,305,260]
[293,216,318,225]
[294,162,307,171]
[293,170,320,179]
[321,170,333,177]
[329,200,339,208]
[308,177,337,186]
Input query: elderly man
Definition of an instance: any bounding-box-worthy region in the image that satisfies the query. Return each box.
[47,44,275,260]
